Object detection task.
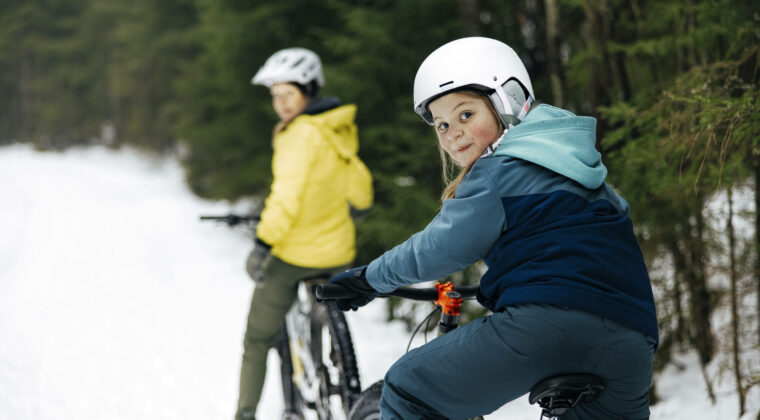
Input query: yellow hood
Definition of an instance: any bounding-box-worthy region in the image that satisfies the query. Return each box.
[296,104,359,159]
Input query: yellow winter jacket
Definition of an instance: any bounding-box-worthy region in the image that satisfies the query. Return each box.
[256,104,373,268]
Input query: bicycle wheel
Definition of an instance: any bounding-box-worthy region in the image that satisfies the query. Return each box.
[311,300,362,419]
[276,325,306,419]
[348,380,382,420]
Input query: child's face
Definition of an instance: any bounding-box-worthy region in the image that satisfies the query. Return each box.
[270,83,308,124]
[429,92,502,167]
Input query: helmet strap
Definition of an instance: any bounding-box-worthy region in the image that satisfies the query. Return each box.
[516,96,534,121]
[489,79,532,128]
[480,132,506,159]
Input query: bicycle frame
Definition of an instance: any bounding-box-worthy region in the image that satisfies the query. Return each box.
[284,280,323,404]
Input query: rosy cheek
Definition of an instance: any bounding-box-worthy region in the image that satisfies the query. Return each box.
[470,125,500,145]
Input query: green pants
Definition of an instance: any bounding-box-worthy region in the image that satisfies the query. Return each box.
[236,256,349,418]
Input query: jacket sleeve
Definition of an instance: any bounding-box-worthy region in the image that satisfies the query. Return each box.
[346,156,373,210]
[365,162,505,293]
[256,123,320,246]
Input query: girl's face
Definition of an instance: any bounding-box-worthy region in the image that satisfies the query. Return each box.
[428,91,502,167]
[270,83,308,124]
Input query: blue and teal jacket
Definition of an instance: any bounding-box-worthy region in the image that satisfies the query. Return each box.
[366,104,659,345]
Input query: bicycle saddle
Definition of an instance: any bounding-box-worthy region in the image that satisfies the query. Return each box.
[528,373,604,418]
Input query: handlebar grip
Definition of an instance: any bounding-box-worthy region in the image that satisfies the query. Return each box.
[315,284,358,300]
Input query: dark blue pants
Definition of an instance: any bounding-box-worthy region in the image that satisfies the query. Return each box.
[380,304,656,419]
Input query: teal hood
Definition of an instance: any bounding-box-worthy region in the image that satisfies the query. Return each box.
[493,104,607,189]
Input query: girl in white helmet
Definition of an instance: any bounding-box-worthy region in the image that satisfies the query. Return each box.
[329,37,657,419]
[236,47,373,420]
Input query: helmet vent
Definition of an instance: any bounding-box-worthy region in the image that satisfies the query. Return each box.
[251,47,324,88]
[439,81,454,88]
[291,57,305,68]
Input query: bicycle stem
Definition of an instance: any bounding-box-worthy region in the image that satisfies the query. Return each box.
[434,282,463,334]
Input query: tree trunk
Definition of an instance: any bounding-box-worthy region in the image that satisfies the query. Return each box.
[669,198,715,402]
[458,0,481,36]
[613,51,631,102]
[688,197,714,365]
[581,2,602,112]
[672,259,686,348]
[580,0,614,149]
[108,47,121,145]
[597,1,630,103]
[686,195,716,403]
[544,0,564,107]
[629,0,661,85]
[20,52,32,142]
[678,0,697,71]
[755,164,760,346]
[727,185,746,416]
[668,235,687,348]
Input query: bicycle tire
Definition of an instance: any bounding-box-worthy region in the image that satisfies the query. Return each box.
[318,300,362,416]
[276,325,306,418]
[348,380,382,420]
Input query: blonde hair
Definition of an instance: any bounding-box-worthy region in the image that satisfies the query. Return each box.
[437,90,503,202]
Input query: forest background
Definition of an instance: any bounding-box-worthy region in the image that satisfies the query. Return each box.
[1,0,759,414]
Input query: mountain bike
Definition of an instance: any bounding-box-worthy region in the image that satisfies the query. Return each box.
[315,282,603,420]
[201,214,362,419]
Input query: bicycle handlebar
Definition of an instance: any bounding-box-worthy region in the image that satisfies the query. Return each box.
[199,214,260,226]
[315,284,479,301]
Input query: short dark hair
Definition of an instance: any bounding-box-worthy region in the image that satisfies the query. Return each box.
[290,80,321,99]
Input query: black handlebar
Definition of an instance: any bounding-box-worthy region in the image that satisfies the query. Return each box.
[315,284,479,301]
[199,214,260,226]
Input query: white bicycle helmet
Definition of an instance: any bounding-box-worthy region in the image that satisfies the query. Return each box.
[251,47,325,88]
[413,37,534,127]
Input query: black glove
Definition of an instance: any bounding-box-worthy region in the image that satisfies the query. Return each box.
[245,238,272,283]
[328,265,377,311]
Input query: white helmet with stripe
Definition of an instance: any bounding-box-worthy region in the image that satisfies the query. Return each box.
[413,37,534,127]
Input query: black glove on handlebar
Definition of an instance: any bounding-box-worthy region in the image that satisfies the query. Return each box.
[245,237,272,283]
[328,265,377,311]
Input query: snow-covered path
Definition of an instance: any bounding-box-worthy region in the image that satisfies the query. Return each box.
[0,144,755,419]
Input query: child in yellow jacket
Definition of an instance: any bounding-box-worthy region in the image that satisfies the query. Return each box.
[237,47,373,420]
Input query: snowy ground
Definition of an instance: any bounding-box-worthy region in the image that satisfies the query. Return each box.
[0,144,757,419]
